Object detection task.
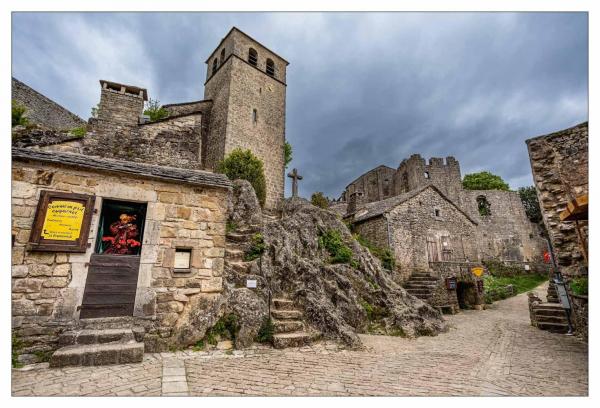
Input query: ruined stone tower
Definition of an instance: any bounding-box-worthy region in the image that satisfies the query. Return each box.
[203,27,288,210]
[394,154,462,202]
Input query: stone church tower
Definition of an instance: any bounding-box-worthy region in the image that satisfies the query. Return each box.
[203,27,288,210]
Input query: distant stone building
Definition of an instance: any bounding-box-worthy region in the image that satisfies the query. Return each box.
[526,122,588,277]
[343,153,547,270]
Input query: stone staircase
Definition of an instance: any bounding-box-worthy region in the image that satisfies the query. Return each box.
[531,303,570,333]
[546,281,559,303]
[50,327,145,367]
[403,272,439,302]
[270,298,315,349]
[224,225,261,287]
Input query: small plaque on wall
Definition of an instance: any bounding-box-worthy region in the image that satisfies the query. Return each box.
[28,190,95,253]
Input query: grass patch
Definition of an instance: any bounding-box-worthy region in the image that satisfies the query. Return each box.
[69,126,87,138]
[226,221,238,234]
[354,234,395,271]
[570,277,588,296]
[318,229,354,265]
[33,350,53,363]
[360,299,389,321]
[12,332,24,368]
[192,339,205,351]
[204,314,240,346]
[483,274,547,304]
[244,233,266,261]
[255,317,274,344]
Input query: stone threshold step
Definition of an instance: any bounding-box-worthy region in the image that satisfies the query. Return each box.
[273,332,311,349]
[271,310,303,320]
[50,341,144,367]
[59,328,142,346]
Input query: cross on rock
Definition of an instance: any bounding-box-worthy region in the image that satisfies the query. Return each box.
[287,168,303,198]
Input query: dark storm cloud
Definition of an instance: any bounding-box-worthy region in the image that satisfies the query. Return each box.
[12,12,588,198]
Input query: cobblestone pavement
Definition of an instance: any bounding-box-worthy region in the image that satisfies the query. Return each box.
[12,283,588,396]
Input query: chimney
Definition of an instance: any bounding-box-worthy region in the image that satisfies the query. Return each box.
[347,191,365,215]
[97,80,147,128]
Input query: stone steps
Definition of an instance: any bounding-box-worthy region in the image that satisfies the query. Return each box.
[273,332,311,349]
[225,260,252,274]
[273,298,295,310]
[271,309,303,320]
[536,322,569,333]
[226,232,255,243]
[273,319,304,333]
[58,328,141,346]
[50,340,144,367]
[403,272,438,302]
[225,248,245,261]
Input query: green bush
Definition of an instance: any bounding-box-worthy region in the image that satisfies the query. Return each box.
[143,98,169,122]
[256,317,275,343]
[12,100,28,127]
[69,126,87,138]
[284,141,293,168]
[217,149,267,206]
[310,192,329,209]
[244,233,266,261]
[570,277,588,296]
[354,234,395,271]
[204,314,240,346]
[318,229,353,264]
[463,171,510,191]
[192,339,205,351]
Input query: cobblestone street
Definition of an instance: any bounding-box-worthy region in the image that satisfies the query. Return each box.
[12,283,588,397]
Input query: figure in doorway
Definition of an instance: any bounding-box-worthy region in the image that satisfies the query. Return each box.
[102,213,141,255]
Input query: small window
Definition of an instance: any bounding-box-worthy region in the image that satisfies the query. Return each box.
[248,48,258,66]
[212,58,218,75]
[424,171,430,179]
[434,209,441,217]
[477,196,491,216]
[95,199,147,256]
[252,109,258,124]
[266,58,275,76]
[220,48,226,65]
[174,248,192,270]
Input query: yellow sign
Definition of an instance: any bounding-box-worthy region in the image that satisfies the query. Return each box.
[41,200,85,241]
[471,267,484,277]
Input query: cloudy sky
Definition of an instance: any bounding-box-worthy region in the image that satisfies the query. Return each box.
[12,12,588,199]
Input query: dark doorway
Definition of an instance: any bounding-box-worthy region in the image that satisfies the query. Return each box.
[80,199,147,319]
[456,281,478,309]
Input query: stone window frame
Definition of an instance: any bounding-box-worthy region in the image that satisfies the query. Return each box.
[220,48,226,66]
[173,247,193,273]
[212,58,218,75]
[424,171,430,179]
[476,195,491,217]
[266,58,275,77]
[433,207,442,219]
[252,108,258,124]
[248,48,258,66]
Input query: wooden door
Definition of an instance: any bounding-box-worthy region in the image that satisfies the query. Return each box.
[80,254,140,318]
[427,238,439,262]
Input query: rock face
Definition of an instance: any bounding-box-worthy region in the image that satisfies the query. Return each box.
[225,180,447,348]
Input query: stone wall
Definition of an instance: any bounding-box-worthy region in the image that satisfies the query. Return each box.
[459,189,547,263]
[352,216,389,254]
[429,262,485,309]
[386,188,478,280]
[395,155,462,203]
[95,84,145,132]
[526,122,588,277]
[12,156,230,359]
[344,166,396,203]
[12,77,85,130]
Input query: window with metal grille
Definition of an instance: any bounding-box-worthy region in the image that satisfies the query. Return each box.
[266,58,275,76]
[248,48,258,66]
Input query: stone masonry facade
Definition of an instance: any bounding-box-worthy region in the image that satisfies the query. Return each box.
[12,149,231,361]
[12,77,85,130]
[526,122,588,277]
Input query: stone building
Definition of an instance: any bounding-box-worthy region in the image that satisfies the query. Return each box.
[11,27,287,364]
[526,122,588,277]
[343,153,547,271]
[13,27,287,210]
[12,148,231,363]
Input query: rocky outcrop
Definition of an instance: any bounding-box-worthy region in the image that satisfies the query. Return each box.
[224,180,447,348]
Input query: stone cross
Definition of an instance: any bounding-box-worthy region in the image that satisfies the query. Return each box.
[287,168,303,198]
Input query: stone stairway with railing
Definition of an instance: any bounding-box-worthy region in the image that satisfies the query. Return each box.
[531,303,570,333]
[50,324,145,367]
[546,281,559,303]
[403,272,439,302]
[270,298,317,349]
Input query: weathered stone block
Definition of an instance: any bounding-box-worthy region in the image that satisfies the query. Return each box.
[53,263,71,276]
[42,277,69,288]
[201,277,222,293]
[13,278,43,293]
[12,265,28,278]
[28,264,53,277]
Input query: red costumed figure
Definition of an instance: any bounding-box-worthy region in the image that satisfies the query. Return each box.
[102,214,141,255]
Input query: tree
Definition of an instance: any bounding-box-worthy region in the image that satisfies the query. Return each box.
[284,141,293,168]
[311,192,329,209]
[462,171,510,191]
[12,100,28,127]
[518,186,542,223]
[90,103,99,119]
[143,98,169,122]
[217,148,267,206]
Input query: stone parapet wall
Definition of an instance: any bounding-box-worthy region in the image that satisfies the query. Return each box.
[526,122,588,276]
[12,158,229,359]
[12,77,85,130]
